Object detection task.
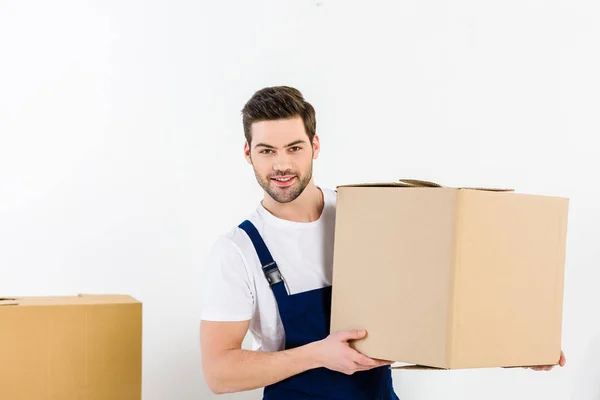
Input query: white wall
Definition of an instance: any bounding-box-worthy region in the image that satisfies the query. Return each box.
[1,0,598,399]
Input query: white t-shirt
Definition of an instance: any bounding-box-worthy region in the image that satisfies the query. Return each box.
[201,187,337,352]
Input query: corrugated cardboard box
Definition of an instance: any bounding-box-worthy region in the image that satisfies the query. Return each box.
[330,179,568,369]
[0,294,142,399]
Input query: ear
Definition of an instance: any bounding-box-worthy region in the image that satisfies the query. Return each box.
[312,135,321,160]
[244,141,252,164]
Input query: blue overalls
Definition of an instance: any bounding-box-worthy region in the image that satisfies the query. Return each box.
[239,220,399,400]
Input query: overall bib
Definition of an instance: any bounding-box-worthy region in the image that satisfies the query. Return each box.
[239,220,399,400]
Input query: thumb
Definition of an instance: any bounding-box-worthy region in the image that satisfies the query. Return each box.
[334,329,367,342]
[558,351,566,367]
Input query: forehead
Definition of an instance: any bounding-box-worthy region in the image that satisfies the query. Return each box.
[250,117,307,146]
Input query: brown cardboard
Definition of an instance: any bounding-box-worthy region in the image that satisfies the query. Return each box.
[330,179,568,369]
[0,294,142,399]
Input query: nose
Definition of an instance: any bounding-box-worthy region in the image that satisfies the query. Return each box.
[272,152,293,172]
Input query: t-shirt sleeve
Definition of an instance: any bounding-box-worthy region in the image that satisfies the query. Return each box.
[200,235,255,322]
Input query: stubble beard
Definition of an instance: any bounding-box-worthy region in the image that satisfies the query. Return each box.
[255,164,313,204]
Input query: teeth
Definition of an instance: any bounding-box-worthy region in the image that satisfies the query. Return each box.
[274,177,292,182]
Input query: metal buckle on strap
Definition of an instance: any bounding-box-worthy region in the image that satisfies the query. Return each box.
[263,263,284,286]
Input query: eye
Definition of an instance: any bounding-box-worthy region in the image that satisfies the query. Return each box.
[289,146,302,152]
[260,149,274,155]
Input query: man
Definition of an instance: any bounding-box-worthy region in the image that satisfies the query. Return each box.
[200,86,566,399]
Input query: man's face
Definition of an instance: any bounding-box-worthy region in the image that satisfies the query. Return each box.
[244,117,320,203]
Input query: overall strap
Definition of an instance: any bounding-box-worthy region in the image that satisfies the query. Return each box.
[238,220,288,296]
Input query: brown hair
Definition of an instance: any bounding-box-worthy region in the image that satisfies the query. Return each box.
[241,86,316,145]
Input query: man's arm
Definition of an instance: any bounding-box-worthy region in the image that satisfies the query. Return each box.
[201,319,318,394]
[200,320,392,394]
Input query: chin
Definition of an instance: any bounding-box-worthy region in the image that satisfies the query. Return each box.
[269,186,302,203]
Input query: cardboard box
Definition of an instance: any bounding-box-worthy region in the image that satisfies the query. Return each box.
[330,179,568,369]
[0,294,142,399]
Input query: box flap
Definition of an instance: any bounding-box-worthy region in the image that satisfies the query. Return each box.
[337,178,514,192]
[0,298,19,306]
[0,294,140,307]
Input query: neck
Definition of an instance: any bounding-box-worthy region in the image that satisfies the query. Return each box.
[262,182,324,223]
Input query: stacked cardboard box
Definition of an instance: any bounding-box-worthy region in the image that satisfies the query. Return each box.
[0,294,142,399]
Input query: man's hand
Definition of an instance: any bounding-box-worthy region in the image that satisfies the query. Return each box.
[201,322,392,394]
[309,329,393,375]
[526,350,566,371]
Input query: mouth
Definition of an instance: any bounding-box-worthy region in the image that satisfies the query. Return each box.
[270,175,296,187]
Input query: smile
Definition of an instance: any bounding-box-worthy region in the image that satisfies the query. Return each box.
[271,176,296,187]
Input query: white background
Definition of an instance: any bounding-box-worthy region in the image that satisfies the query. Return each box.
[1,0,599,399]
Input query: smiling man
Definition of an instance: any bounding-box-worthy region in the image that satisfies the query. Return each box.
[199,86,565,399]
[200,86,396,399]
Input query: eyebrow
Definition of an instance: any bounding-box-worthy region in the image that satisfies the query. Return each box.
[254,139,307,149]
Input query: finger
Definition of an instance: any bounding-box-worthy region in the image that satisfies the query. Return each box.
[351,352,379,367]
[529,365,553,371]
[559,351,566,367]
[353,363,377,372]
[351,352,393,368]
[371,359,394,367]
[353,362,372,370]
[353,360,393,372]
[334,329,367,342]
